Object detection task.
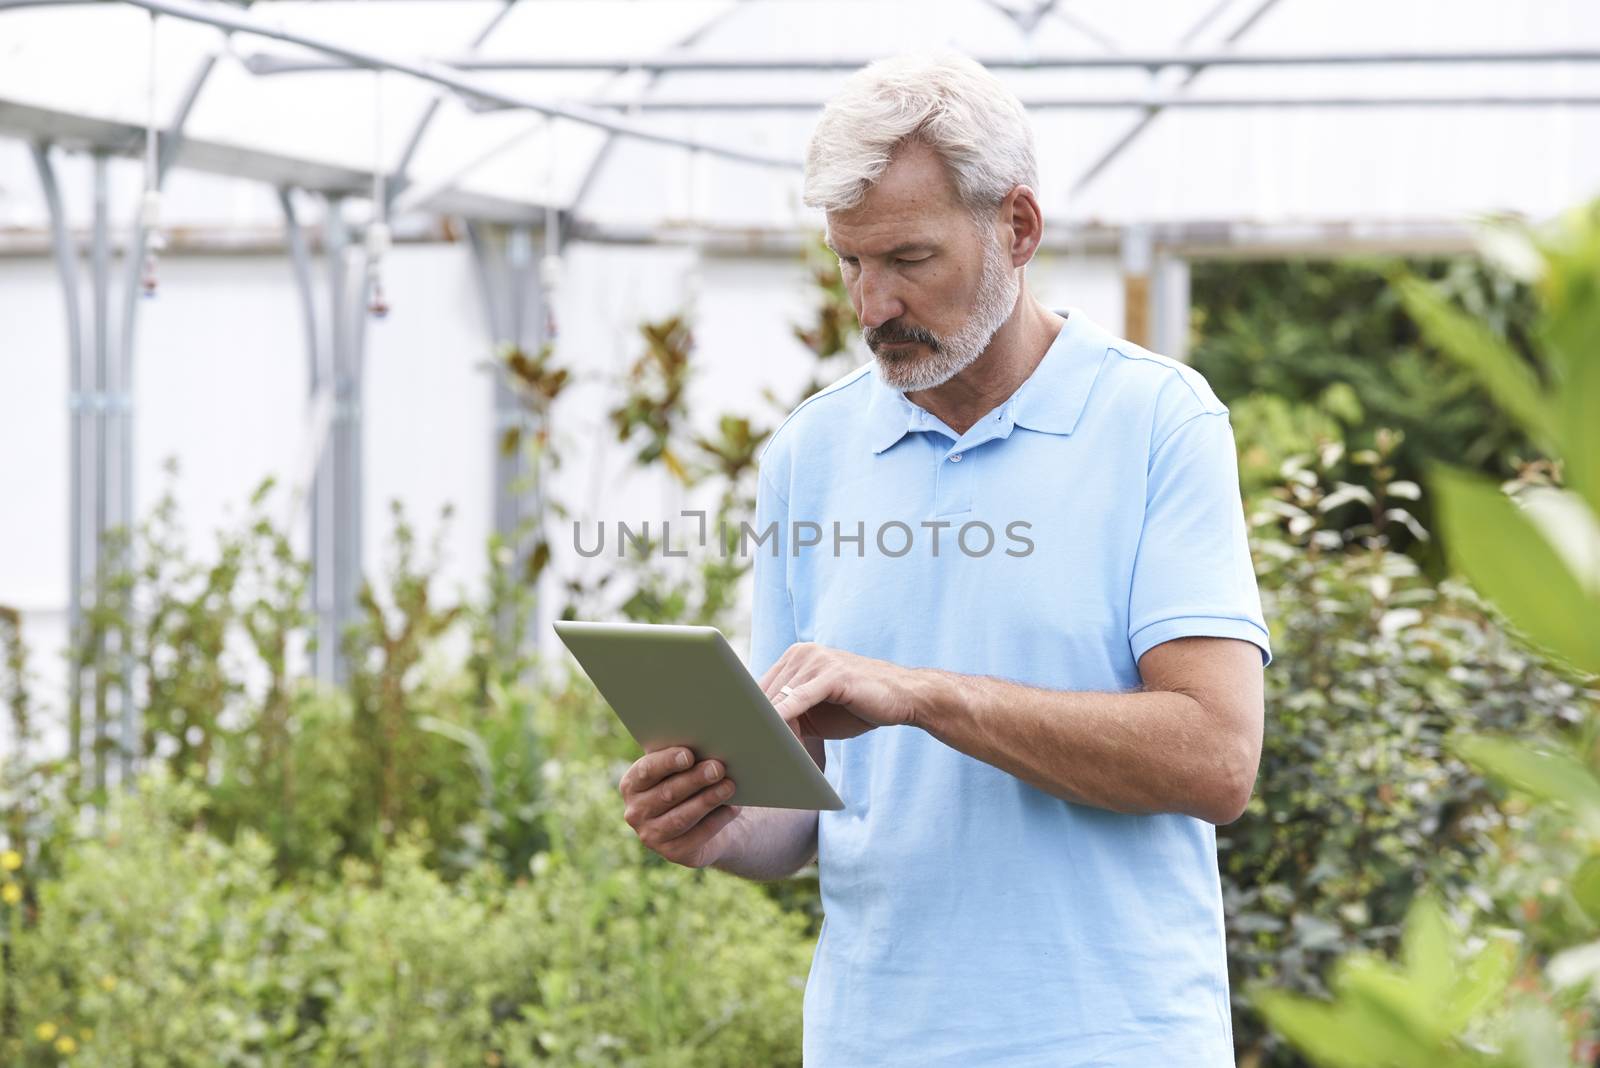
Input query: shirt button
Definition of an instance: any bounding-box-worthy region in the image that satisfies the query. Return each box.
[949,453,962,462]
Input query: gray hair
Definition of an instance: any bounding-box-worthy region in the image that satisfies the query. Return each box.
[803,50,1038,223]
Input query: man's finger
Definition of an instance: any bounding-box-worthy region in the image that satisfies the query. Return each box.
[663,804,742,867]
[757,643,800,692]
[643,777,738,843]
[621,745,694,795]
[628,759,726,825]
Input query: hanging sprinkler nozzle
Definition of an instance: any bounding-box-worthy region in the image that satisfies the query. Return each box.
[366,220,392,319]
[140,188,165,298]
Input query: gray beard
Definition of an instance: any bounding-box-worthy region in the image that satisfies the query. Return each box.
[870,237,1021,393]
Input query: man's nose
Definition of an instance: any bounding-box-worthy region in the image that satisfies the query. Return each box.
[854,268,904,330]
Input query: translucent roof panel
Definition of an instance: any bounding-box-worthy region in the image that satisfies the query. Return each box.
[1,0,1597,232]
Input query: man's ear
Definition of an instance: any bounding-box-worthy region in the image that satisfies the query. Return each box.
[1003,184,1044,267]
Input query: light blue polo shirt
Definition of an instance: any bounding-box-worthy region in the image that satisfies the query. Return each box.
[748,307,1271,1067]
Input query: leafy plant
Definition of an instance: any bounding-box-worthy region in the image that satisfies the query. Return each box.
[778,231,861,401]
[1191,256,1543,573]
[490,340,570,590]
[0,761,813,1066]
[340,500,475,866]
[1251,201,1600,1065]
[1226,438,1590,1066]
[610,315,696,483]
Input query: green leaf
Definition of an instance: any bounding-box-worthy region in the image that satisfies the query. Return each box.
[1335,954,1449,1051]
[1538,200,1600,396]
[1400,895,1455,1002]
[1440,935,1517,1036]
[1573,854,1600,926]
[1396,273,1555,446]
[416,716,496,811]
[1503,998,1576,1068]
[1562,337,1600,518]
[1515,486,1600,594]
[1250,986,1421,1068]
[1452,735,1600,832]
[1430,463,1600,674]
[1319,381,1366,425]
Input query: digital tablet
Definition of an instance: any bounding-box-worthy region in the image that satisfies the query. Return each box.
[552,620,845,811]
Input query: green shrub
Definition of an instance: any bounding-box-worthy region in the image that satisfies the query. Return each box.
[1249,201,1600,1065]
[1224,441,1593,1066]
[1192,256,1542,574]
[2,763,812,1066]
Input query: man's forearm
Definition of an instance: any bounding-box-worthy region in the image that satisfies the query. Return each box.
[709,806,818,881]
[909,669,1247,824]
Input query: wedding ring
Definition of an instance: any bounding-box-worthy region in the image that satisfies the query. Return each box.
[777,684,796,702]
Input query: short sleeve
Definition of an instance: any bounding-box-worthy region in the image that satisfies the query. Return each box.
[748,467,798,679]
[1127,410,1272,667]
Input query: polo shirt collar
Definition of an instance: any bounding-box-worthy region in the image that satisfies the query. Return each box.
[865,306,1109,455]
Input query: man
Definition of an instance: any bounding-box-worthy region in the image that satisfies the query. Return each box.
[617,50,1270,1066]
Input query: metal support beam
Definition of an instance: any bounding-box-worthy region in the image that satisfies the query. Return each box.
[568,0,757,215]
[301,196,369,686]
[30,143,135,795]
[278,186,348,690]
[1150,251,1191,362]
[279,188,320,407]
[309,200,338,683]
[241,46,1600,75]
[466,220,547,658]
[28,140,88,782]
[29,138,158,791]
[106,47,220,785]
[1119,223,1153,347]
[0,96,546,224]
[89,150,116,797]
[490,92,1600,112]
[385,0,518,214]
[110,0,799,170]
[282,191,369,687]
[1072,0,1285,198]
[560,215,1484,260]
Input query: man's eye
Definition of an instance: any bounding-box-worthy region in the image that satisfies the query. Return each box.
[896,257,929,267]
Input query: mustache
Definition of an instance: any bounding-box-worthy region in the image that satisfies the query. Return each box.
[865,322,940,351]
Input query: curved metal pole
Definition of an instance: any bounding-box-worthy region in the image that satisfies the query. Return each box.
[316,198,349,684]
[1070,0,1284,197]
[570,0,755,217]
[90,150,110,797]
[547,91,1600,111]
[0,0,96,10]
[112,51,220,778]
[120,52,219,392]
[278,186,320,399]
[113,0,799,170]
[386,0,518,211]
[243,46,1600,74]
[28,139,85,774]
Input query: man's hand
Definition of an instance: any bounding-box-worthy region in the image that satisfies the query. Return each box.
[618,745,742,869]
[758,641,925,741]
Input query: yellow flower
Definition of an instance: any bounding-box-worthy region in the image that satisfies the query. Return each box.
[99,975,118,992]
[35,1022,57,1041]
[0,850,20,871]
[54,1035,78,1054]
[1,883,21,905]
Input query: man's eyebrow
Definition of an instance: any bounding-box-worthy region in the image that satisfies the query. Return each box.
[824,240,937,258]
